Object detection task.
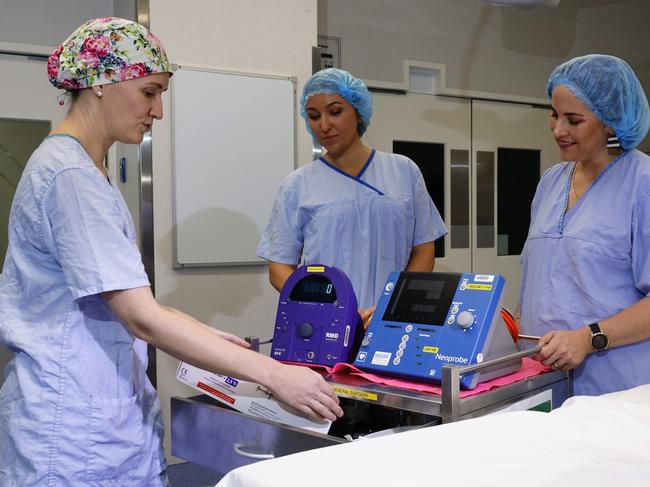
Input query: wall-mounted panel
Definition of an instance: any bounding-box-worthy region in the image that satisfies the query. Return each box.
[171,67,295,266]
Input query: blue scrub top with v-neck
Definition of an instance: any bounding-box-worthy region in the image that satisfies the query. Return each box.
[520,149,650,396]
[257,150,447,309]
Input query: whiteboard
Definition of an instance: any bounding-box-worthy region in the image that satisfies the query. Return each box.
[171,67,296,266]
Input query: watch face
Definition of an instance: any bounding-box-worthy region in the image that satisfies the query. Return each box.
[592,333,608,351]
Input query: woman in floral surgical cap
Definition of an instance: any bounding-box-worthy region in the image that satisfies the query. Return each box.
[0,18,341,486]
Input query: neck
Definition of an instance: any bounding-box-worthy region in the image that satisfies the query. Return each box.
[51,103,114,175]
[576,146,623,179]
[323,138,372,176]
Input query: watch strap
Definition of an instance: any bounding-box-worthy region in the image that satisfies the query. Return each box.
[588,322,602,334]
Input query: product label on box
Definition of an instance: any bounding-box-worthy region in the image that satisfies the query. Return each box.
[197,381,235,404]
[176,362,332,434]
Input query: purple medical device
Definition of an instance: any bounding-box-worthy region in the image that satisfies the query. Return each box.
[271,265,362,367]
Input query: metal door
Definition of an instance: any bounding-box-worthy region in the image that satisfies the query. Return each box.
[366,92,557,311]
[471,100,557,310]
[365,91,472,273]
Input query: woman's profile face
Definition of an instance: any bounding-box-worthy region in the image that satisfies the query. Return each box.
[549,85,610,164]
[102,72,170,144]
[305,93,360,158]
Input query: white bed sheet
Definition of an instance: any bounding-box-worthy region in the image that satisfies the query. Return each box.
[216,385,650,487]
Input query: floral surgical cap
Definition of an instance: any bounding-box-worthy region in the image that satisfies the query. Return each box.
[300,68,373,136]
[547,54,650,150]
[48,17,171,91]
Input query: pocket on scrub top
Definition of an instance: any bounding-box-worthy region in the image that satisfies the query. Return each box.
[569,237,631,289]
[82,394,146,481]
[308,200,357,264]
[373,195,413,262]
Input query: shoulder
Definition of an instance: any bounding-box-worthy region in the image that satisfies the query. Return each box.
[370,151,422,181]
[278,160,320,189]
[30,136,96,174]
[540,161,571,179]
[19,136,101,205]
[620,149,650,178]
[272,160,324,206]
[373,151,417,170]
[620,150,650,205]
[537,161,571,191]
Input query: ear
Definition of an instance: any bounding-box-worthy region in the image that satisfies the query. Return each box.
[606,127,621,149]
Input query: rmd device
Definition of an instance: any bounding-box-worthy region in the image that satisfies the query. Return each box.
[271,265,363,367]
[354,272,520,389]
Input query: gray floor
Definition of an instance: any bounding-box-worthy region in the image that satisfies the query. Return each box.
[167,462,224,487]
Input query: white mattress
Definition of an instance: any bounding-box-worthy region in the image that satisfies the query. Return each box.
[216,385,650,487]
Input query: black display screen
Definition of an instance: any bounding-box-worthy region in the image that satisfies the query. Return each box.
[382,273,461,325]
[290,275,337,303]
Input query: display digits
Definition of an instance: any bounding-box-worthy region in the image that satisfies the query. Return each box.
[290,275,337,303]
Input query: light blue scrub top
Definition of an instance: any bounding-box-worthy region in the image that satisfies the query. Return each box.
[0,136,166,486]
[257,150,448,309]
[520,149,650,396]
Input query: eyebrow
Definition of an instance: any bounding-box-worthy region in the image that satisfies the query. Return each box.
[306,101,343,111]
[144,81,167,90]
[550,106,585,117]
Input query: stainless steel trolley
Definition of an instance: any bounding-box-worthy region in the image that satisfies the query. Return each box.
[171,347,571,473]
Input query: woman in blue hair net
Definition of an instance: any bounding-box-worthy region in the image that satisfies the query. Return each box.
[519,54,650,396]
[257,68,447,323]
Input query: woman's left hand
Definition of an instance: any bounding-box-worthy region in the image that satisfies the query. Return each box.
[534,327,592,371]
[359,305,376,330]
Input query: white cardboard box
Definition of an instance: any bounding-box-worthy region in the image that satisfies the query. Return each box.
[175,362,332,434]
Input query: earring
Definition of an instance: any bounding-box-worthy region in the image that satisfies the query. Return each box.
[607,130,620,149]
[95,90,103,98]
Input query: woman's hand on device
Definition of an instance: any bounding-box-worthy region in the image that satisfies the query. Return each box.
[359,305,376,330]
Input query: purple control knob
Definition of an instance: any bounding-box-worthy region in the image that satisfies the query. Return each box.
[299,322,314,338]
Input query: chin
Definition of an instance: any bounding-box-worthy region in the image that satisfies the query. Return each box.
[559,147,577,161]
[119,133,146,145]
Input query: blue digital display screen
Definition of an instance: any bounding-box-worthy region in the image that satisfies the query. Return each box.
[290,275,337,303]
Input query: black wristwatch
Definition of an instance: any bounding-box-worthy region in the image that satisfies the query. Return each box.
[589,322,608,352]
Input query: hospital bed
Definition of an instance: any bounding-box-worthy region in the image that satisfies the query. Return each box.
[215,384,650,487]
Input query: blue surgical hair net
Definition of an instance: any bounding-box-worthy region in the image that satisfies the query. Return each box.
[300,68,373,136]
[547,54,650,150]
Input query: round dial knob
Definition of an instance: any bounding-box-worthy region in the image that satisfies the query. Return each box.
[299,322,314,338]
[456,311,475,329]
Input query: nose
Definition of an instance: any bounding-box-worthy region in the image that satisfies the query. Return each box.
[550,118,566,138]
[150,94,164,120]
[318,114,331,133]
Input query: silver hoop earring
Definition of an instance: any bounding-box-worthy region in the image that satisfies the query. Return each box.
[96,90,103,98]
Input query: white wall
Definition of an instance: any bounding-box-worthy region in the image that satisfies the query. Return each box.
[319,0,650,150]
[149,0,317,460]
[319,0,650,98]
[0,0,117,47]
